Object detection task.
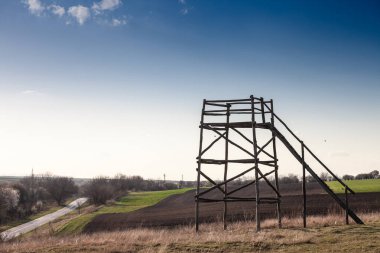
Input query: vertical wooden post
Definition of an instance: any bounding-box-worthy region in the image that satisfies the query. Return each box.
[195,99,206,232]
[250,95,260,232]
[260,97,265,123]
[301,141,306,228]
[345,186,349,225]
[270,99,282,228]
[223,104,231,230]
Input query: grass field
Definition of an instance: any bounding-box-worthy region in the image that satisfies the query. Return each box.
[56,188,192,235]
[2,212,379,253]
[326,179,380,193]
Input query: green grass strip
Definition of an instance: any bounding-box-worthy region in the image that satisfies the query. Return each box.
[326,179,380,193]
[56,188,193,235]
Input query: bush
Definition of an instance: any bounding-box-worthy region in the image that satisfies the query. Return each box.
[82,177,118,205]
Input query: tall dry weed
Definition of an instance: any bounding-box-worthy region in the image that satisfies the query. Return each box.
[0,212,379,253]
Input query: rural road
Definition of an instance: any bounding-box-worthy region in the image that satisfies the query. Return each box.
[0,197,88,242]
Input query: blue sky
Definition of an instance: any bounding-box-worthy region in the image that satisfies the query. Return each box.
[0,0,379,180]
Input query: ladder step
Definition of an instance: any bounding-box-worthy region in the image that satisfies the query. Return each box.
[199,159,276,165]
[202,122,271,129]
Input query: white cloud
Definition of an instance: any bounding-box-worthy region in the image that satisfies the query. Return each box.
[25,0,45,15]
[112,18,127,26]
[49,5,65,17]
[68,5,90,25]
[92,0,122,13]
[23,0,124,26]
[180,8,189,15]
[178,0,186,4]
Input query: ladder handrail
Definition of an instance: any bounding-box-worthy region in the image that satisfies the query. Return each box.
[267,107,355,194]
[271,125,363,224]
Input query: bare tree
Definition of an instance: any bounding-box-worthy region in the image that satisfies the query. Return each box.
[41,176,78,206]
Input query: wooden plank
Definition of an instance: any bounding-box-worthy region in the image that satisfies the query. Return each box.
[231,127,253,144]
[257,168,281,197]
[223,104,230,230]
[205,127,255,157]
[260,97,265,123]
[198,170,226,195]
[302,142,306,228]
[250,95,261,232]
[205,102,228,107]
[206,98,252,103]
[196,166,256,198]
[226,169,276,196]
[203,121,272,129]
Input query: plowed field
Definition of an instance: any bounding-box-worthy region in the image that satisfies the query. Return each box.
[84,182,380,233]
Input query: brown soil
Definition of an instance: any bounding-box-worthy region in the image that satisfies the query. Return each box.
[84,182,380,233]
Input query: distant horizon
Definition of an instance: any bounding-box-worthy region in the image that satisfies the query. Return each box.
[1,167,377,181]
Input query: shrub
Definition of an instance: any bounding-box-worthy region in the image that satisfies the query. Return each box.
[82,177,117,205]
[0,186,20,222]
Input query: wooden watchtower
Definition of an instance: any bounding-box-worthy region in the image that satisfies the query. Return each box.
[195,95,363,232]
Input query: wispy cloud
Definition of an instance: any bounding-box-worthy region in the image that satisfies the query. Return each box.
[49,4,65,17]
[112,18,127,26]
[21,90,44,96]
[68,5,90,25]
[178,0,186,4]
[92,0,122,14]
[25,0,44,16]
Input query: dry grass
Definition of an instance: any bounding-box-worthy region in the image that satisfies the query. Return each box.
[1,212,379,253]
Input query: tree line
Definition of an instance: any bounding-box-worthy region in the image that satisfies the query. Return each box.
[342,170,379,180]
[275,170,379,184]
[0,173,181,224]
[1,169,378,224]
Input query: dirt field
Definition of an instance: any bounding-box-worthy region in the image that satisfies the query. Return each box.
[84,182,380,233]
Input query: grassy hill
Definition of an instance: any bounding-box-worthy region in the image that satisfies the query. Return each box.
[326,179,380,193]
